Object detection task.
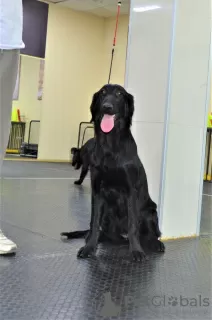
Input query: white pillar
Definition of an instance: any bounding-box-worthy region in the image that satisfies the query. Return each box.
[125,0,211,238]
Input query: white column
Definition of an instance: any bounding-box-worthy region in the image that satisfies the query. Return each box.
[160,0,211,238]
[125,0,175,206]
[125,0,211,238]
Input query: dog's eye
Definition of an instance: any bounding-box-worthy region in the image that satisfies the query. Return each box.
[102,89,106,95]
[116,91,122,96]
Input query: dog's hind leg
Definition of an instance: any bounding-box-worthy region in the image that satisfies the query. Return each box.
[146,213,165,253]
[152,213,161,238]
[74,165,89,185]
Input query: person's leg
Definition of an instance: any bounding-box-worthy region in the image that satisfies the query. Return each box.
[0,49,20,254]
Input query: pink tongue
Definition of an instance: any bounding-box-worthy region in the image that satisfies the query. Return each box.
[100,114,115,133]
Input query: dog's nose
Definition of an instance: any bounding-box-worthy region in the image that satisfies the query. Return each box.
[102,103,113,113]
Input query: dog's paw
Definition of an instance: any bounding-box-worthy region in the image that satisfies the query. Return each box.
[74,180,82,185]
[149,239,165,253]
[131,250,147,262]
[157,240,165,252]
[77,245,95,259]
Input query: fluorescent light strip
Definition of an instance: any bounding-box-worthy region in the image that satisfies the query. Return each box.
[133,5,161,12]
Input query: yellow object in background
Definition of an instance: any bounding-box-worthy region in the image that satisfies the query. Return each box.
[11,108,19,122]
[208,113,212,128]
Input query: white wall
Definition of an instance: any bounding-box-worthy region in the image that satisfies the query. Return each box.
[13,55,42,142]
[103,15,129,85]
[38,6,129,161]
[38,5,105,161]
[11,7,129,160]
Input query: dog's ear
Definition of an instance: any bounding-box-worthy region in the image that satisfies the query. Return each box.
[71,147,78,154]
[90,91,100,122]
[126,92,134,127]
[127,93,134,118]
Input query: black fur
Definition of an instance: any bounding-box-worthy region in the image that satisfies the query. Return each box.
[71,138,95,185]
[62,84,165,262]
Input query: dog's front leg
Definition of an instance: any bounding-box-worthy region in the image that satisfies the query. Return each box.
[77,193,102,259]
[128,196,146,262]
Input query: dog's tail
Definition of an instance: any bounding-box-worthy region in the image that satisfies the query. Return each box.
[61,230,89,239]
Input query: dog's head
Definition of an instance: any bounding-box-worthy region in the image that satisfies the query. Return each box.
[90,84,134,133]
[71,147,82,169]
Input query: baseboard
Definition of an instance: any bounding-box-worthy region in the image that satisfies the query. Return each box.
[4,157,70,163]
[161,234,197,241]
[38,159,70,163]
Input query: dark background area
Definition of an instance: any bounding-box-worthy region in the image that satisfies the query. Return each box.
[21,0,49,58]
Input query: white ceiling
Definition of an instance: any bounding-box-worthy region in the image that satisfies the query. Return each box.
[46,0,130,17]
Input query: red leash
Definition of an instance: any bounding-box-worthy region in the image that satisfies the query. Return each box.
[108,1,122,84]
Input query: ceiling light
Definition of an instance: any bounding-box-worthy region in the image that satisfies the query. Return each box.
[133,5,161,12]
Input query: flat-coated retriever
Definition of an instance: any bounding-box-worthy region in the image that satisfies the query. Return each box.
[62,84,165,262]
[71,138,95,185]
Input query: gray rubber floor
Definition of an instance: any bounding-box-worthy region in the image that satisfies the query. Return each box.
[0,160,211,320]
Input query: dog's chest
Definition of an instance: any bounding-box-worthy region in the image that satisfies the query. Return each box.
[91,148,134,192]
[100,159,129,190]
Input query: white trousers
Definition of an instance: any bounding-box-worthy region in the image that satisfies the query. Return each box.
[0,50,19,228]
[0,50,19,174]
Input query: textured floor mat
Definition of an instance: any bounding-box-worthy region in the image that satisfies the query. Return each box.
[0,224,211,320]
[0,163,211,319]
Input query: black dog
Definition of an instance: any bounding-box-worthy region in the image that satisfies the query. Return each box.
[62,84,164,262]
[71,138,95,185]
